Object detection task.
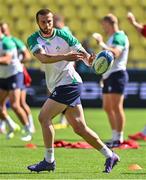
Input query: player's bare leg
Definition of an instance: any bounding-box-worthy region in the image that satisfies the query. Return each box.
[39,98,67,148]
[103,94,117,142]
[65,104,104,149]
[103,93,125,147]
[20,90,35,133]
[65,104,120,173]
[9,89,31,141]
[0,89,20,138]
[27,98,67,172]
[111,94,125,132]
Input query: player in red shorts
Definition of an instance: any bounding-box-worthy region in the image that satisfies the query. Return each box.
[127,12,146,141]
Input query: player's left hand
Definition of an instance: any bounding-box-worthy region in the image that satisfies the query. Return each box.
[92,33,103,43]
[88,53,96,66]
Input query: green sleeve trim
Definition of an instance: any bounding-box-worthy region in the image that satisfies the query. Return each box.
[3,37,16,52]
[55,28,80,46]
[12,37,26,51]
[112,32,126,47]
[27,32,40,53]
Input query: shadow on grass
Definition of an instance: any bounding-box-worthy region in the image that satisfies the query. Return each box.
[0,171,98,175]
[1,145,42,148]
[0,172,37,175]
[122,172,146,175]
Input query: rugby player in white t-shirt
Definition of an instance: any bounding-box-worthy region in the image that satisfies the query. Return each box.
[93,14,129,148]
[27,9,120,173]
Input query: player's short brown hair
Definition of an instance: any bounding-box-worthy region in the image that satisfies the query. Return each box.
[36,9,53,22]
[102,14,118,24]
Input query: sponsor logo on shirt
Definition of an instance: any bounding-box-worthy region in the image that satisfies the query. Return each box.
[56,46,61,51]
[52,91,57,97]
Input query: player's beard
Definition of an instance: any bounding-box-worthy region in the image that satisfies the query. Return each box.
[39,26,53,36]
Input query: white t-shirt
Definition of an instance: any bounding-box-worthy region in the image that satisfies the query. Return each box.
[103,31,129,79]
[0,35,23,78]
[27,29,86,92]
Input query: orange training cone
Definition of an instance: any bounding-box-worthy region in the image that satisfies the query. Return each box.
[25,143,37,149]
[128,164,142,170]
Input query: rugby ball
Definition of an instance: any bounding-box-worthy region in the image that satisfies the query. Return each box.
[92,50,114,75]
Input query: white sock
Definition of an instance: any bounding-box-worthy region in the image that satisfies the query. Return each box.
[142,126,146,135]
[112,129,117,140]
[5,115,16,130]
[45,148,55,163]
[115,131,124,142]
[28,114,33,125]
[28,114,34,126]
[0,120,6,131]
[100,145,113,158]
[24,124,31,132]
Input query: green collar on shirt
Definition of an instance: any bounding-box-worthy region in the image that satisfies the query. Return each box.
[38,29,56,41]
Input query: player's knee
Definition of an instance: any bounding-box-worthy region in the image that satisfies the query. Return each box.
[73,124,86,136]
[20,103,25,109]
[113,104,123,112]
[11,103,20,111]
[0,107,6,118]
[38,112,49,125]
[103,104,110,113]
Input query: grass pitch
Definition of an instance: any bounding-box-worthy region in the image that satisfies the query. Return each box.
[0,108,146,179]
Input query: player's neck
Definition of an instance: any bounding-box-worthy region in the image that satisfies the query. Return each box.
[40,29,54,38]
[109,26,119,36]
[0,33,4,39]
[113,25,119,33]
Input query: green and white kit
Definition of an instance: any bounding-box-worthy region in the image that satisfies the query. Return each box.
[0,35,23,78]
[103,31,129,79]
[27,28,86,92]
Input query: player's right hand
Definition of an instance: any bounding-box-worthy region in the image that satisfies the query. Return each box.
[127,12,136,24]
[64,51,86,61]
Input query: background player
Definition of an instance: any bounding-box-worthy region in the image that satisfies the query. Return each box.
[127,12,146,141]
[93,14,129,148]
[0,22,35,134]
[0,24,32,141]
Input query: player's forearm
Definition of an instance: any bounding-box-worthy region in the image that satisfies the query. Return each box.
[0,56,11,65]
[98,42,120,58]
[132,21,143,33]
[98,42,113,53]
[22,50,32,61]
[127,12,143,33]
[105,47,121,58]
[35,53,66,64]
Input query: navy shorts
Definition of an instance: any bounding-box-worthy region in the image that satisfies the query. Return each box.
[49,83,82,107]
[0,72,24,90]
[102,70,129,94]
[21,73,26,90]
